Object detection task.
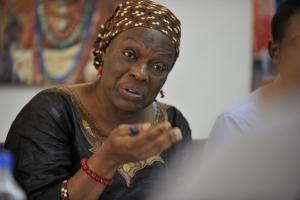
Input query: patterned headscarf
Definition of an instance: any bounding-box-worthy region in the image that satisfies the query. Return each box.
[93,0,181,70]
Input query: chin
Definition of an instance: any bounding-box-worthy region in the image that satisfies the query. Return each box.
[112,90,155,112]
[115,99,147,112]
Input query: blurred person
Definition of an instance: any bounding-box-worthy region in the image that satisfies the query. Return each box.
[149,100,300,200]
[204,0,300,155]
[4,1,192,199]
[148,2,300,199]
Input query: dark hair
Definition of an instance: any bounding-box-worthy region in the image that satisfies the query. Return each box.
[271,0,300,42]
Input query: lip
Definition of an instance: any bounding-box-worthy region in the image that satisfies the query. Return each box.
[119,87,144,101]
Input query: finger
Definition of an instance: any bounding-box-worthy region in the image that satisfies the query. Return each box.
[132,127,182,160]
[107,123,152,153]
[131,121,171,147]
[140,121,171,140]
[112,123,151,137]
[140,127,183,158]
[128,123,152,136]
[168,127,183,143]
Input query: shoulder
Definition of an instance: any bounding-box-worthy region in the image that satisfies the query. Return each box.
[157,101,192,140]
[158,102,192,164]
[157,101,189,126]
[9,87,75,136]
[220,88,263,125]
[31,86,71,103]
[205,88,264,152]
[23,86,74,113]
[5,87,76,151]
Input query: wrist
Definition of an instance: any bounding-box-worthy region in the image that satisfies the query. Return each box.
[88,148,120,179]
[81,158,113,186]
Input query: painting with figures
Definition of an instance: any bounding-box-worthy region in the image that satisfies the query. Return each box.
[0,0,123,85]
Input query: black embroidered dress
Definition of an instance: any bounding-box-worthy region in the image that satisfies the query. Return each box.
[5,87,192,200]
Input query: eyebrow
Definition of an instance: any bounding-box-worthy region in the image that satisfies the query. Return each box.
[124,36,174,58]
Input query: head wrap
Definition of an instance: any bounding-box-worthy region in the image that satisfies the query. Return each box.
[93,0,181,69]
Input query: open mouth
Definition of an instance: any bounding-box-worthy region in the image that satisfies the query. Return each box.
[120,87,144,100]
[125,88,139,95]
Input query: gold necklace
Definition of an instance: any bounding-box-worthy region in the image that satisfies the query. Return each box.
[152,101,163,126]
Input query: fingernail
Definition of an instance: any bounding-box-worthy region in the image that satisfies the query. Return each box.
[163,121,171,128]
[174,129,182,141]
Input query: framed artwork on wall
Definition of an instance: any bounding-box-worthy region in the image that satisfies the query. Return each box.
[0,0,123,85]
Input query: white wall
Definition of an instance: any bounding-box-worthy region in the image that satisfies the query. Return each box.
[0,0,252,142]
[159,0,252,138]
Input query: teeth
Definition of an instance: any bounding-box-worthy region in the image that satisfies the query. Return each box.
[126,88,137,94]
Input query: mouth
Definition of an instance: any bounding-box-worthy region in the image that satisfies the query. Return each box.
[120,87,144,101]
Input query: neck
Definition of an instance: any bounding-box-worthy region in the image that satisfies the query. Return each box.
[262,74,300,102]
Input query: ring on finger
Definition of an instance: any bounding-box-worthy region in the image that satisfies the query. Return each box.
[128,126,138,136]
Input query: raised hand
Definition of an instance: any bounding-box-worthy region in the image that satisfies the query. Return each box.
[99,121,183,167]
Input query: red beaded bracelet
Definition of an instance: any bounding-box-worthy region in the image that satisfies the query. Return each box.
[80,158,113,186]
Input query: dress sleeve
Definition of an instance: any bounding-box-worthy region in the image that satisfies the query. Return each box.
[4,89,74,200]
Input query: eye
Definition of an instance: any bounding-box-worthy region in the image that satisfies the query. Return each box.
[152,63,167,73]
[123,49,137,60]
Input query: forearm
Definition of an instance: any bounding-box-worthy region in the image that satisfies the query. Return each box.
[67,150,119,200]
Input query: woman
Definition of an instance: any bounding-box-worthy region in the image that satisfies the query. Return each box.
[5,0,192,199]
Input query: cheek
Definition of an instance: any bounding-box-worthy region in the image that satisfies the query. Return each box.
[281,40,300,63]
[283,47,300,68]
[149,77,167,94]
[103,54,129,78]
[279,46,300,79]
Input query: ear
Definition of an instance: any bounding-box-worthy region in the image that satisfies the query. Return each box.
[268,40,280,65]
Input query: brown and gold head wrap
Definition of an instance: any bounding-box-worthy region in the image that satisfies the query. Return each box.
[93,0,181,70]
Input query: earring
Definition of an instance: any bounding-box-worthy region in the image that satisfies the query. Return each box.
[98,66,104,75]
[159,90,165,98]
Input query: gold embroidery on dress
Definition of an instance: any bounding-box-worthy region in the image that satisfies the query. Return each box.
[118,155,165,187]
[56,86,106,148]
[116,102,166,187]
[82,119,104,153]
[56,86,166,187]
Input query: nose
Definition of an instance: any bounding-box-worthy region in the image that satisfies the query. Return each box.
[128,63,148,82]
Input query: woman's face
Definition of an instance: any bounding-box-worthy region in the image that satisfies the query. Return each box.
[100,27,176,112]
